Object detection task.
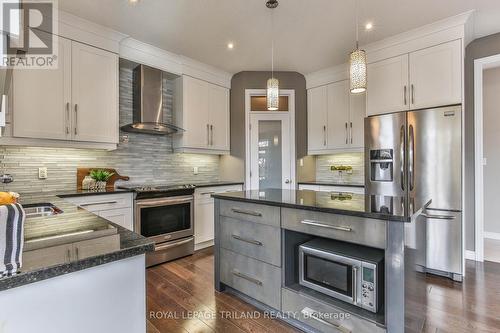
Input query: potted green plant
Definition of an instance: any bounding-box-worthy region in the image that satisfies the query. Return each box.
[89,169,115,190]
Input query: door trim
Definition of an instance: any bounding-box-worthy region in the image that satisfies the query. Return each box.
[244,89,296,190]
[473,53,500,262]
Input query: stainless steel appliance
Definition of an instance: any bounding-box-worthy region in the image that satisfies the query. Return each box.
[299,238,384,313]
[365,105,463,281]
[118,184,196,266]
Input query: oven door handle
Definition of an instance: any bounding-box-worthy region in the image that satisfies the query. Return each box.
[154,237,194,251]
[300,220,352,232]
[301,307,351,333]
[136,197,193,208]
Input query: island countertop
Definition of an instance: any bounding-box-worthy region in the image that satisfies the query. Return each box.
[0,192,154,292]
[212,188,430,222]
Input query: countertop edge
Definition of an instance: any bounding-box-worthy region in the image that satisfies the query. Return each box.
[298,182,365,188]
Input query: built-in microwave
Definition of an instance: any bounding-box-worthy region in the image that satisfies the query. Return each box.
[299,238,384,313]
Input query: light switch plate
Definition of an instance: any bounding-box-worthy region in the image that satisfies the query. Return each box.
[38,167,48,179]
[193,166,199,175]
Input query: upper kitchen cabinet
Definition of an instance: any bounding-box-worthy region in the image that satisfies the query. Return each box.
[12,36,119,145]
[366,40,462,116]
[174,75,230,154]
[307,80,366,155]
[409,39,462,110]
[71,41,119,144]
[366,54,409,116]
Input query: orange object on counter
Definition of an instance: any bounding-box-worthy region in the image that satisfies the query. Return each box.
[0,192,20,205]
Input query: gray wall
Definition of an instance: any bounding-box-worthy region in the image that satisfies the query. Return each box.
[464,32,500,251]
[220,71,314,182]
[0,66,220,194]
[483,67,500,234]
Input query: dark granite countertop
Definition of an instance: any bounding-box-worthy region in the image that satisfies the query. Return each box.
[193,181,244,188]
[212,189,430,222]
[0,193,153,292]
[298,181,365,188]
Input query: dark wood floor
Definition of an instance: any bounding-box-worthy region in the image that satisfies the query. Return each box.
[146,247,500,333]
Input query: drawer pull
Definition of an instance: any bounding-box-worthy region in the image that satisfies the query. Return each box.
[200,191,216,195]
[232,270,263,286]
[232,234,263,246]
[300,220,352,232]
[79,201,118,207]
[231,208,262,217]
[301,307,351,333]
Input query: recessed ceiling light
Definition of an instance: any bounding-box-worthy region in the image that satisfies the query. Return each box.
[128,0,140,5]
[227,42,234,50]
[365,22,373,31]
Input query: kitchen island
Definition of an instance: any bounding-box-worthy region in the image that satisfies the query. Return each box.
[0,192,154,333]
[212,189,429,333]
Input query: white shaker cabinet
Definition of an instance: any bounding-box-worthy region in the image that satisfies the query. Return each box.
[327,80,350,150]
[366,54,409,116]
[307,85,328,153]
[408,39,462,110]
[174,76,230,154]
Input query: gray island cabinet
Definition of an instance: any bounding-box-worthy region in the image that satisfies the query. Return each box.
[212,189,429,333]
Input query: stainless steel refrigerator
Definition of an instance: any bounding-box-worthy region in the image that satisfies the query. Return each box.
[365,105,463,281]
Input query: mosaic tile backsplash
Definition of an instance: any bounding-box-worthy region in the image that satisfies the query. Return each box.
[315,152,365,185]
[0,67,220,194]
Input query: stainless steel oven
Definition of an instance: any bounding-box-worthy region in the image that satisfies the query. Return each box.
[134,194,194,266]
[299,238,384,313]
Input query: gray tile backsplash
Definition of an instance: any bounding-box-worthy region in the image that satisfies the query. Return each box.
[315,152,365,185]
[0,67,220,194]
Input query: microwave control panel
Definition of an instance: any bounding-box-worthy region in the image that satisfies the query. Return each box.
[361,265,377,312]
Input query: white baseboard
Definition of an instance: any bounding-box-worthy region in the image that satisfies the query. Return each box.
[194,240,214,251]
[484,232,500,240]
[465,250,476,260]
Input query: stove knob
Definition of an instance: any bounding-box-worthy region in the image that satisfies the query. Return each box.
[368,285,374,291]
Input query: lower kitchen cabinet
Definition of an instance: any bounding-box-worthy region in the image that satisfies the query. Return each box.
[194,184,243,250]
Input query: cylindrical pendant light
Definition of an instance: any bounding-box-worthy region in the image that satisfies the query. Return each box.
[266,0,279,110]
[349,0,367,94]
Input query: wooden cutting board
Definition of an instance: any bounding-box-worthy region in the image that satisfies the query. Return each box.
[77,168,130,190]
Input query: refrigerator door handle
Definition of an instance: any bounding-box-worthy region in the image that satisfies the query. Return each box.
[409,124,415,191]
[400,125,405,191]
[422,213,456,220]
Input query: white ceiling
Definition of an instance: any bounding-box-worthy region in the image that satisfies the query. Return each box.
[59,0,500,74]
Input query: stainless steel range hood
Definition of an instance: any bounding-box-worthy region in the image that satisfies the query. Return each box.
[121,64,183,135]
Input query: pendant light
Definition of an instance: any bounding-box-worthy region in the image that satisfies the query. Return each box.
[266,0,279,110]
[349,0,367,94]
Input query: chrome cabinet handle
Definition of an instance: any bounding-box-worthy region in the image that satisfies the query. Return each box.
[75,247,79,260]
[300,307,351,333]
[79,200,118,207]
[74,104,78,135]
[200,191,216,195]
[352,266,359,305]
[300,219,352,232]
[232,270,263,286]
[409,124,415,191]
[411,84,415,104]
[404,85,407,105]
[66,248,71,262]
[350,122,353,144]
[66,102,70,134]
[232,234,263,246]
[231,208,262,217]
[210,124,214,146]
[206,124,210,145]
[345,122,348,144]
[400,125,405,191]
[421,213,456,220]
[323,125,327,146]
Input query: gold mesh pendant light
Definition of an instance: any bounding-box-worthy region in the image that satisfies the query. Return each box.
[266,0,279,110]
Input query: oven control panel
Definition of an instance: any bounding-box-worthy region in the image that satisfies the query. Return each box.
[361,265,377,312]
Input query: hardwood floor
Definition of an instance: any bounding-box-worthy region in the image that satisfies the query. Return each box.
[146,247,500,333]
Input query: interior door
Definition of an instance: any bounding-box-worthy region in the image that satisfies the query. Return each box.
[208,84,230,150]
[13,35,72,140]
[249,113,292,190]
[71,41,118,143]
[327,80,350,150]
[366,54,409,116]
[307,85,328,152]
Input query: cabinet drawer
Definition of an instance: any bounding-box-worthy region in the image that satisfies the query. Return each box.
[319,186,365,195]
[220,217,281,266]
[64,193,133,212]
[281,208,386,249]
[220,249,281,309]
[282,288,385,333]
[219,200,280,227]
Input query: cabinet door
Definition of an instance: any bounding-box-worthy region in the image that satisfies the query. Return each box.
[183,76,210,148]
[366,54,409,116]
[23,243,72,270]
[208,84,230,151]
[307,86,328,152]
[13,36,72,140]
[349,91,366,149]
[99,208,133,231]
[327,80,350,150]
[73,234,120,260]
[71,41,118,143]
[409,40,462,110]
[194,201,214,244]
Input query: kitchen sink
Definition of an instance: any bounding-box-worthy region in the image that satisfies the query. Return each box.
[24,203,63,218]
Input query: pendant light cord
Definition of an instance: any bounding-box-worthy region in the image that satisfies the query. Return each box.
[355,0,359,49]
[271,8,274,79]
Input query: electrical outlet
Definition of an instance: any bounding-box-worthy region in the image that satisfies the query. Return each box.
[193,166,199,175]
[299,158,304,167]
[38,167,48,179]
